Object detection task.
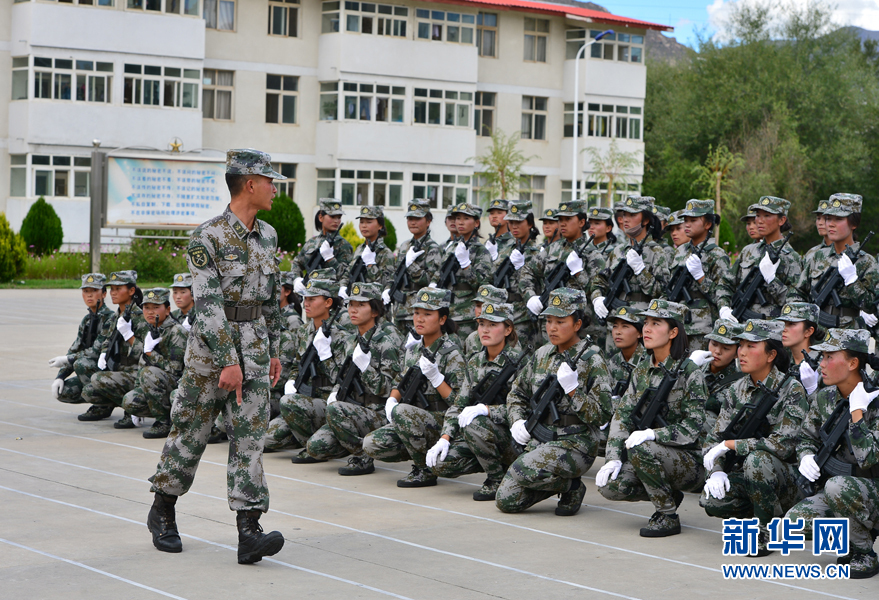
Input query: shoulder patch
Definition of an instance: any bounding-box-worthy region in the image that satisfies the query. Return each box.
[231,220,249,238]
[188,245,210,269]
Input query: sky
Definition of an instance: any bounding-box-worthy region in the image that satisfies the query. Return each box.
[592,0,879,48]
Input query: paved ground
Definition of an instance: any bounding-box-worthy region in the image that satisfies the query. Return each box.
[0,288,876,600]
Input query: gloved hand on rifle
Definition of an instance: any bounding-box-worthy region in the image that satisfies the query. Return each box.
[526,296,543,316]
[626,249,645,275]
[798,454,820,482]
[405,330,421,350]
[182,315,192,331]
[704,471,730,499]
[484,239,498,262]
[352,343,372,372]
[625,428,655,449]
[799,361,820,396]
[510,248,525,271]
[48,355,69,369]
[426,437,450,468]
[849,381,879,414]
[338,286,348,300]
[510,419,531,445]
[837,253,858,286]
[97,352,107,371]
[592,296,608,320]
[293,277,307,295]
[144,331,162,354]
[385,396,398,422]
[557,362,579,394]
[381,289,391,305]
[859,310,878,328]
[284,380,297,395]
[418,355,445,388]
[361,244,377,266]
[454,242,471,269]
[703,441,731,470]
[405,246,425,267]
[719,306,737,323]
[685,254,705,281]
[565,251,584,276]
[595,460,622,487]
[313,328,333,361]
[51,379,64,399]
[458,404,488,429]
[319,239,335,262]
[689,350,714,367]
[326,391,338,406]
[759,252,779,284]
[117,315,134,341]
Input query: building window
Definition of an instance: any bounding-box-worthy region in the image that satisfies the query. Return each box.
[124,64,161,105]
[474,92,495,137]
[319,82,339,120]
[266,74,298,124]
[521,96,547,140]
[163,67,200,108]
[344,2,408,37]
[274,163,297,198]
[343,83,372,120]
[628,106,642,139]
[376,85,405,122]
[123,64,197,107]
[321,1,340,33]
[471,173,490,206]
[586,103,642,139]
[205,0,235,30]
[587,103,612,137]
[415,9,475,44]
[519,175,545,214]
[563,102,583,138]
[37,0,115,5]
[9,155,27,197]
[523,18,548,62]
[562,180,586,204]
[414,88,471,127]
[316,169,336,200]
[566,29,644,62]
[323,82,403,122]
[12,57,28,100]
[203,69,233,120]
[477,12,497,57]
[12,154,92,199]
[268,0,299,36]
[28,57,113,103]
[413,173,469,209]
[127,0,197,14]
[340,170,404,207]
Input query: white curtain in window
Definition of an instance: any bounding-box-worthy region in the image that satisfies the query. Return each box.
[218,0,234,30]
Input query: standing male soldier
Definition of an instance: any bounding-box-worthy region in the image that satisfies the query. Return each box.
[148,149,285,565]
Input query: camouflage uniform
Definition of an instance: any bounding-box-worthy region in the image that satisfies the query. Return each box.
[496,200,541,346]
[269,272,304,415]
[290,199,354,282]
[582,206,619,347]
[150,150,285,513]
[776,302,824,397]
[652,204,675,262]
[496,288,613,513]
[169,272,195,326]
[463,285,508,358]
[701,319,746,433]
[392,200,443,328]
[338,205,396,291]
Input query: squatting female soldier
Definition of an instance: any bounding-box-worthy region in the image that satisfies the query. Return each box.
[691,319,746,434]
[169,273,195,329]
[777,302,824,397]
[338,205,396,297]
[463,285,508,357]
[390,199,442,330]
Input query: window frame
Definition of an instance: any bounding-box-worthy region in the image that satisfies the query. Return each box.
[268,0,300,37]
[265,74,299,125]
[474,91,495,137]
[274,163,297,199]
[202,68,234,120]
[413,172,469,209]
[126,0,199,15]
[339,169,404,207]
[476,12,498,58]
[523,17,549,63]
[414,88,472,128]
[566,28,645,63]
[10,154,92,199]
[415,8,476,45]
[204,0,236,31]
[520,95,547,141]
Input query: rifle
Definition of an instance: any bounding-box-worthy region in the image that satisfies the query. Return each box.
[472,346,531,406]
[811,231,874,328]
[348,239,377,287]
[302,226,342,285]
[389,234,429,304]
[612,362,636,399]
[334,320,381,406]
[493,234,533,289]
[437,233,475,295]
[730,232,793,321]
[629,357,687,432]
[602,235,649,322]
[801,349,822,372]
[292,306,342,397]
[104,302,133,372]
[397,347,437,410]
[796,397,855,497]
[524,343,594,444]
[665,238,709,304]
[719,374,792,471]
[83,299,104,349]
[534,235,595,319]
[541,227,559,253]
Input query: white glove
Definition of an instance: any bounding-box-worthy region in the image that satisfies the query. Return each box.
[458,404,488,429]
[626,248,645,275]
[405,331,421,350]
[182,315,192,331]
[284,380,297,395]
[539,246,546,256]
[426,437,450,468]
[48,355,69,369]
[131,416,144,428]
[511,419,531,445]
[689,350,714,367]
[454,242,471,269]
[361,244,377,266]
[595,460,622,487]
[51,378,64,399]
[592,296,608,319]
[860,310,878,328]
[759,252,779,284]
[685,254,705,280]
[352,343,372,372]
[405,246,425,267]
[382,288,391,305]
[484,239,498,261]
[799,361,819,396]
[704,471,730,500]
[510,248,525,270]
[385,396,398,422]
[144,331,162,354]
[557,362,579,394]
[838,253,858,286]
[703,441,731,470]
[338,286,348,300]
[849,381,879,414]
[565,251,584,275]
[798,454,821,482]
[319,239,335,262]
[326,391,338,405]
[313,328,333,361]
[428,282,438,288]
[293,277,307,295]
[625,428,655,449]
[97,352,107,371]
[116,315,134,341]
[526,296,544,316]
[718,306,737,323]
[418,355,445,388]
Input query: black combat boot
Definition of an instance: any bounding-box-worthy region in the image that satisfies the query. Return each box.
[147,493,182,553]
[236,510,284,565]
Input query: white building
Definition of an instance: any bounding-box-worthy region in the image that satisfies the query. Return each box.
[0,0,670,244]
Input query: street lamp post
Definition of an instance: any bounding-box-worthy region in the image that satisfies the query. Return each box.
[572,29,614,205]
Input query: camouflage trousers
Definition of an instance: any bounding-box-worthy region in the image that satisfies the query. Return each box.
[149,366,271,512]
[363,404,445,468]
[312,401,386,459]
[121,366,178,421]
[786,476,879,553]
[700,451,802,525]
[264,390,329,452]
[496,433,597,513]
[57,356,99,403]
[82,368,137,409]
[599,442,705,515]
[460,407,522,482]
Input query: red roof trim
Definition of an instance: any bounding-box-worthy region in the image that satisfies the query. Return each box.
[419,0,673,32]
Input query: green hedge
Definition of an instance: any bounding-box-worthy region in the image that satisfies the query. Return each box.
[20,197,63,255]
[0,213,27,282]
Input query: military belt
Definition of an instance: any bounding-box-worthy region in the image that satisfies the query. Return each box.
[551,415,583,427]
[428,399,449,412]
[624,292,651,304]
[853,464,879,479]
[224,306,262,321]
[824,306,859,319]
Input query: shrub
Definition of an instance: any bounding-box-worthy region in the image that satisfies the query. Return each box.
[130,231,188,282]
[0,213,27,282]
[20,197,63,255]
[257,193,306,253]
[384,218,397,251]
[339,222,364,251]
[717,217,737,256]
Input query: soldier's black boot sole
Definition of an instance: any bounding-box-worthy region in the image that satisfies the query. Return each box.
[147,495,182,553]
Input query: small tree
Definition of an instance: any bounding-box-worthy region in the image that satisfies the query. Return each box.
[0,213,27,282]
[583,139,643,207]
[256,193,306,253]
[20,197,63,255]
[384,218,397,251]
[469,129,534,207]
[339,222,364,251]
[692,144,743,243]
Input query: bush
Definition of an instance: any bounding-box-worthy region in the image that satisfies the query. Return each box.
[384,218,397,251]
[717,217,737,256]
[0,213,27,282]
[20,197,63,255]
[130,232,188,282]
[257,193,306,253]
[339,222,364,251]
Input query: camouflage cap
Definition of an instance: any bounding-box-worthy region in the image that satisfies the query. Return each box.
[318,198,345,216]
[487,198,510,212]
[740,206,757,222]
[638,298,688,323]
[405,198,431,218]
[505,199,532,222]
[812,199,830,215]
[705,319,744,345]
[812,328,871,354]
[348,281,382,302]
[108,270,137,285]
[735,319,784,343]
[478,302,514,323]
[610,305,642,325]
[170,273,192,288]
[775,302,819,323]
[412,287,452,310]
[142,287,170,305]
[80,273,106,289]
[540,208,559,221]
[616,196,655,214]
[587,206,614,221]
[823,193,863,217]
[679,199,715,218]
[540,287,586,318]
[225,148,285,179]
[450,202,483,219]
[749,196,790,216]
[666,210,684,227]
[653,205,671,221]
[302,276,340,298]
[308,267,337,281]
[281,271,298,287]
[475,284,509,305]
[555,200,585,217]
[356,205,384,219]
